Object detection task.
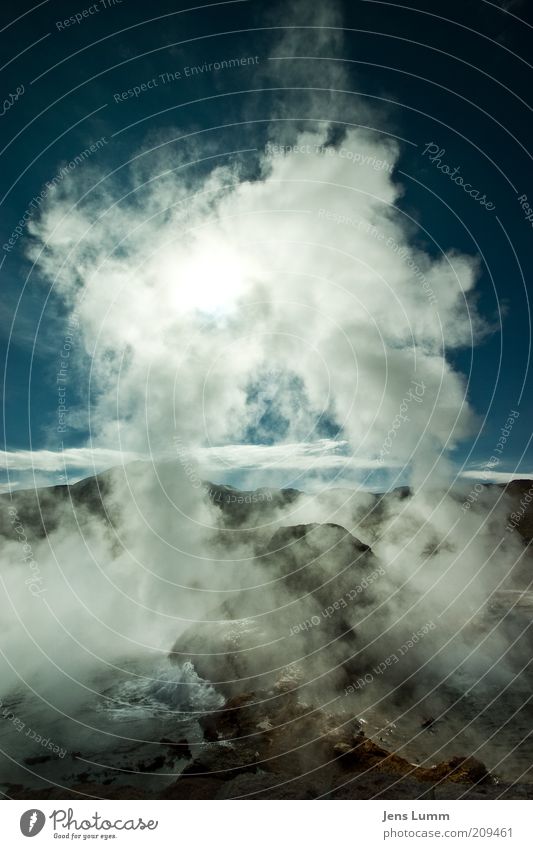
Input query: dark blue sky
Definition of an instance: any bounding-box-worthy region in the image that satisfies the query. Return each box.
[1,0,532,490]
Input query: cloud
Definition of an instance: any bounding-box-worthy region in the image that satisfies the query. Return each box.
[0,440,399,494]
[460,469,533,484]
[0,447,143,473]
[194,439,399,472]
[0,480,19,493]
[2,444,528,491]
[25,121,483,490]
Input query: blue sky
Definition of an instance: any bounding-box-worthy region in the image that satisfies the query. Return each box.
[1,0,533,492]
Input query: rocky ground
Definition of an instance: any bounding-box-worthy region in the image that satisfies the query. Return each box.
[3,687,531,799]
[1,469,533,800]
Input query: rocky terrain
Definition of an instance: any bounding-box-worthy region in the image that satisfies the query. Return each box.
[3,688,531,800]
[1,467,533,799]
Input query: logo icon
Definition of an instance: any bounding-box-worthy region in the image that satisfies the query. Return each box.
[20,810,46,837]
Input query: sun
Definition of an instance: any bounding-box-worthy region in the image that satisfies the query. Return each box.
[164,239,247,315]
